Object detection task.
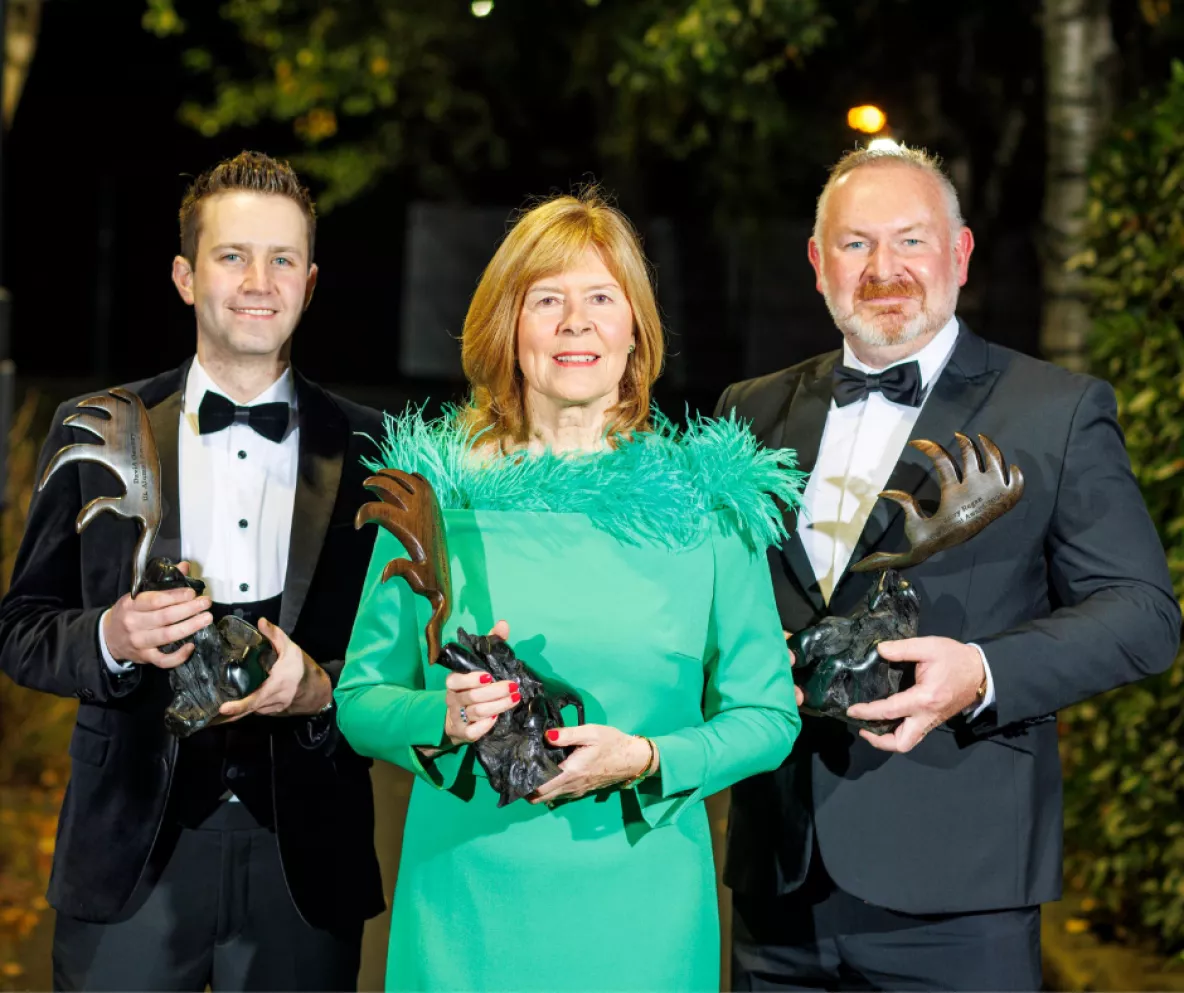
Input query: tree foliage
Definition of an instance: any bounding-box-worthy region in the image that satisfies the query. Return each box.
[143,0,830,210]
[1060,59,1184,954]
[0,394,72,986]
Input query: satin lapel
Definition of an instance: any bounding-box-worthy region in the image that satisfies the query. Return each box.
[776,351,841,615]
[838,328,999,590]
[279,373,345,633]
[147,393,183,565]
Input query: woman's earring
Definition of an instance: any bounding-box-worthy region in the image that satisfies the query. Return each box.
[628,343,636,354]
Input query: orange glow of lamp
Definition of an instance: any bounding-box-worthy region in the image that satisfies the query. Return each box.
[847,105,887,135]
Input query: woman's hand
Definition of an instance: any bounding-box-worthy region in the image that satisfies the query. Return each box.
[530,724,658,804]
[785,631,804,707]
[442,620,520,747]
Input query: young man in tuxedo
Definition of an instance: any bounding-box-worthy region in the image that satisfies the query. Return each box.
[716,145,1180,991]
[0,151,385,990]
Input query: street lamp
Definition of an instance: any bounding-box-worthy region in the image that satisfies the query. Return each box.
[847,105,887,135]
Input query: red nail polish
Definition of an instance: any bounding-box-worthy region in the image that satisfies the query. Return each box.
[508,682,519,693]
[546,729,559,742]
[511,692,521,703]
[480,674,493,684]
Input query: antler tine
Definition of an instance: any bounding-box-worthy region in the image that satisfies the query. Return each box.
[386,469,420,494]
[877,488,925,529]
[953,433,984,476]
[974,433,1012,485]
[908,439,962,489]
[39,444,110,490]
[356,499,405,533]
[74,393,122,412]
[61,413,108,441]
[361,472,412,511]
[77,496,132,531]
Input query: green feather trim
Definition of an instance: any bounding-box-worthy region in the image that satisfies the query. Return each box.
[362,407,805,552]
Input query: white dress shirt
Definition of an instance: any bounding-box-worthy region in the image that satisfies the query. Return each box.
[800,317,994,715]
[100,358,299,671]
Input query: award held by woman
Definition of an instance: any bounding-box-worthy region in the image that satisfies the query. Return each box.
[356,468,585,807]
[788,432,1025,734]
[38,388,276,736]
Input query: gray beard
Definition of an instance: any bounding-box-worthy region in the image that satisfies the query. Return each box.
[821,276,958,348]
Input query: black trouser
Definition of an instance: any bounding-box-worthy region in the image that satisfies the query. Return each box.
[52,801,362,992]
[731,849,1042,992]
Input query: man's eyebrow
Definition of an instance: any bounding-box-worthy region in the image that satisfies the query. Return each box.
[836,223,929,238]
[210,243,305,254]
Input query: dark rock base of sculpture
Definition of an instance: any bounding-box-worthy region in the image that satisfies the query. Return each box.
[438,629,584,806]
[143,558,276,738]
[787,570,920,735]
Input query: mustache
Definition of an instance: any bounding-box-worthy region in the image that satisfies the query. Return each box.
[856,280,923,302]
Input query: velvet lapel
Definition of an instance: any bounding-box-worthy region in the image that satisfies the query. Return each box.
[834,325,999,598]
[775,350,842,615]
[279,372,346,633]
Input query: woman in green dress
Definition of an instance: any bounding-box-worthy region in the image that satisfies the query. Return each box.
[336,190,803,992]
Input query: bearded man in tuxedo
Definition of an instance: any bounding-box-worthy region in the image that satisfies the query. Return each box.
[0,151,384,990]
[716,144,1180,991]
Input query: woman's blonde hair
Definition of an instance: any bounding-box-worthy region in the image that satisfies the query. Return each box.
[460,188,664,446]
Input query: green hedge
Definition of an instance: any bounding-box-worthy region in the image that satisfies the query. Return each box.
[1060,59,1184,953]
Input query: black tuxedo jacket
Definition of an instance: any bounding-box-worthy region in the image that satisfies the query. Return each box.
[0,361,386,929]
[716,325,1180,914]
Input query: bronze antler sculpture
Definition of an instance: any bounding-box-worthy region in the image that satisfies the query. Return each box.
[39,387,162,597]
[40,389,275,736]
[790,433,1024,734]
[355,469,452,663]
[850,433,1024,574]
[357,469,585,805]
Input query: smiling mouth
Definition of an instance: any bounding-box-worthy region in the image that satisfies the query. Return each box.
[231,307,278,318]
[553,353,600,365]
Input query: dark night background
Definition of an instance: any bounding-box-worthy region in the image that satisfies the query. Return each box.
[5,0,1076,418]
[2,2,1183,988]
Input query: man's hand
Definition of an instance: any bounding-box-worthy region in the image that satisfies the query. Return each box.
[218,618,332,719]
[785,631,804,707]
[845,637,985,753]
[103,561,211,668]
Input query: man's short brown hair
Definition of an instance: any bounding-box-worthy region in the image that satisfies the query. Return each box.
[178,150,317,265]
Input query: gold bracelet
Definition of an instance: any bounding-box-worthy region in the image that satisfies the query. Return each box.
[622,735,657,789]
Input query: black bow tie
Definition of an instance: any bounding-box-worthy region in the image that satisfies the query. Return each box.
[832,360,924,408]
[197,391,290,443]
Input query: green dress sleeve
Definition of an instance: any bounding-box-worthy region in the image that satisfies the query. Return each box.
[637,519,801,828]
[335,530,467,789]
